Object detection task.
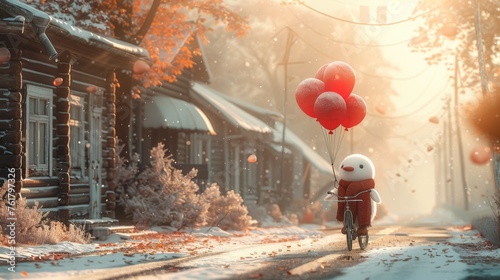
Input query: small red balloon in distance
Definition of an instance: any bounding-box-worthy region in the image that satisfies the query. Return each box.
[314,64,328,81]
[429,116,439,124]
[323,61,355,99]
[133,60,150,74]
[295,78,325,118]
[470,146,491,165]
[0,47,11,63]
[86,85,98,93]
[375,104,386,115]
[314,91,346,132]
[247,154,257,163]
[341,94,366,129]
[53,77,63,86]
[439,24,459,39]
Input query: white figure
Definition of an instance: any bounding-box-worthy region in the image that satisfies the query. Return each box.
[325,154,381,234]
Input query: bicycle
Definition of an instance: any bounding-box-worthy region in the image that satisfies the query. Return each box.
[326,189,372,251]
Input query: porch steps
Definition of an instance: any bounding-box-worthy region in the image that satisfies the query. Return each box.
[91,225,137,241]
[69,217,119,232]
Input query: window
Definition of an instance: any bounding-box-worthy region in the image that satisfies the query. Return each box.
[190,134,210,165]
[26,85,53,177]
[69,95,86,178]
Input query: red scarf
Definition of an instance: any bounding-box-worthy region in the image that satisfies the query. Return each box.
[338,178,375,196]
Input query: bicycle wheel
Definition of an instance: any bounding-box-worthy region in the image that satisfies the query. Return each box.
[344,210,353,251]
[358,233,369,250]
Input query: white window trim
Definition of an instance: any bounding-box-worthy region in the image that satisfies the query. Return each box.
[69,94,86,178]
[26,84,53,178]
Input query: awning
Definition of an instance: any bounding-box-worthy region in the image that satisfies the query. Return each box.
[143,95,216,135]
[191,83,273,134]
[268,143,292,155]
[273,122,333,176]
[222,93,333,176]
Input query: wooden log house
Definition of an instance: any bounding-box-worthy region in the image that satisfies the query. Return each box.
[0,1,150,222]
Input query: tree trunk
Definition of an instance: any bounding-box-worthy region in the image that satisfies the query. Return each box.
[131,0,162,44]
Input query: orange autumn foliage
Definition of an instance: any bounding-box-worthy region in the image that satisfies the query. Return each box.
[24,0,250,87]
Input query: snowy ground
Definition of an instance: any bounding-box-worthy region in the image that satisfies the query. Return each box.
[1,211,499,280]
[335,226,500,280]
[0,224,328,280]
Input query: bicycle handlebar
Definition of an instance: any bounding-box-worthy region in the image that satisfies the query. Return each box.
[326,189,372,202]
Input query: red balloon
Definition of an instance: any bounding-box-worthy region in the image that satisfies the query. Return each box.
[470,146,491,165]
[247,154,257,163]
[314,64,328,81]
[314,91,346,131]
[0,47,11,64]
[133,60,150,74]
[323,61,355,99]
[53,77,63,86]
[295,78,325,118]
[429,116,439,124]
[342,94,367,129]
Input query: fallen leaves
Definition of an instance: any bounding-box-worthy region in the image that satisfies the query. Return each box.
[260,235,300,244]
[248,273,263,278]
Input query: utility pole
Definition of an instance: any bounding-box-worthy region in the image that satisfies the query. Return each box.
[278,26,295,209]
[454,53,470,210]
[445,95,455,206]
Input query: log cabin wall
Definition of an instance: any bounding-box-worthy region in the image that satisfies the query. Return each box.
[0,2,151,223]
[18,51,114,220]
[103,71,118,218]
[54,52,71,221]
[0,34,23,196]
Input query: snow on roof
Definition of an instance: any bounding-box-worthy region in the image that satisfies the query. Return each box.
[48,18,149,58]
[46,17,150,61]
[191,82,274,135]
[273,121,333,175]
[0,1,150,64]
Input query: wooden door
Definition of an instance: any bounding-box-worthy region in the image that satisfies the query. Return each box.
[89,93,103,219]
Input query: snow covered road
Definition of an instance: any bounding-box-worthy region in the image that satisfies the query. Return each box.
[2,220,500,280]
[117,225,500,280]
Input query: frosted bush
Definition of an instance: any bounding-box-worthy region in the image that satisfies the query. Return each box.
[493,190,500,226]
[115,142,253,231]
[0,181,90,245]
[116,143,208,229]
[200,184,252,231]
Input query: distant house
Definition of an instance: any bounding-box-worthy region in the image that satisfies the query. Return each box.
[189,83,275,203]
[0,2,150,222]
[190,84,334,209]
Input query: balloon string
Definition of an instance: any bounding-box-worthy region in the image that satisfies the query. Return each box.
[333,128,345,162]
[320,125,338,184]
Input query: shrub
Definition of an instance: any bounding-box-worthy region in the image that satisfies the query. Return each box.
[0,181,90,245]
[115,142,253,231]
[116,143,207,229]
[493,190,500,226]
[200,184,252,231]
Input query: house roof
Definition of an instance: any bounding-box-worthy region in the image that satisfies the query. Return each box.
[191,82,274,136]
[272,122,333,176]
[136,24,210,83]
[192,82,333,176]
[0,0,150,69]
[218,90,333,176]
[220,93,284,122]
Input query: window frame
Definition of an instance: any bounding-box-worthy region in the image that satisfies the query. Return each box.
[25,84,53,178]
[69,94,86,178]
